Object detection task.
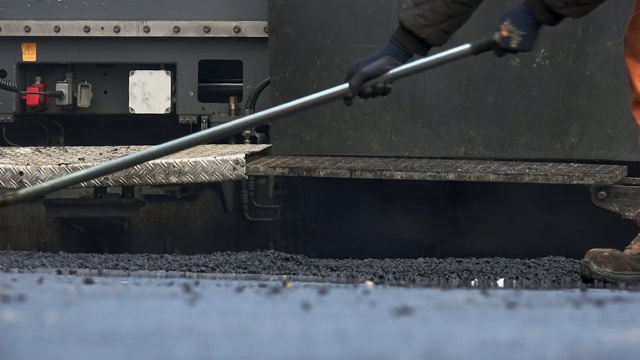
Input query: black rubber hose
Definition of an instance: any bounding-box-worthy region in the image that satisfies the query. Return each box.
[244,77,271,114]
[0,79,65,98]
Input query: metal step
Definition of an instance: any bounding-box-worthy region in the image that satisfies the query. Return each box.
[246,156,627,185]
[0,144,271,189]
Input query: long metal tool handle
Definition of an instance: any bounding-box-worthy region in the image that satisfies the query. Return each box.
[0,37,494,207]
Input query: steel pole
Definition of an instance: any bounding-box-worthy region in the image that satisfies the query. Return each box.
[0,38,494,207]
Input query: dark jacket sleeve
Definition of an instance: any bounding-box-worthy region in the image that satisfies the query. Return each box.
[392,0,484,55]
[527,0,607,26]
[391,0,608,56]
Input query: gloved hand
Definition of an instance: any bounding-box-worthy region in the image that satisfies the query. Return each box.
[343,38,414,106]
[493,2,543,56]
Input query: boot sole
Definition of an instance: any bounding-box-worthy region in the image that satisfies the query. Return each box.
[580,260,640,284]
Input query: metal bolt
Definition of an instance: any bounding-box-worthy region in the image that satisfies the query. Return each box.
[129,107,135,114]
[129,71,135,77]
[83,25,91,33]
[165,71,171,77]
[597,191,608,200]
[113,25,121,33]
[24,25,31,33]
[143,25,151,33]
[233,25,241,33]
[173,25,181,33]
[165,108,171,114]
[203,25,211,33]
[264,26,269,34]
[54,25,61,33]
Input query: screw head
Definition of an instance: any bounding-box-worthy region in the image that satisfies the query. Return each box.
[203,25,211,33]
[113,25,121,33]
[129,107,135,114]
[164,107,171,114]
[53,25,61,33]
[83,25,91,33]
[264,26,269,34]
[233,25,241,34]
[173,25,181,33]
[24,25,31,33]
[597,191,608,200]
[143,25,151,33]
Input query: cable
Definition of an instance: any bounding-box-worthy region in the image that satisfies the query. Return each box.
[2,119,55,147]
[0,79,65,98]
[2,125,20,147]
[25,119,50,146]
[28,117,65,146]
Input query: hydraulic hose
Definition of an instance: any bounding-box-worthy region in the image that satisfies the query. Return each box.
[244,77,271,115]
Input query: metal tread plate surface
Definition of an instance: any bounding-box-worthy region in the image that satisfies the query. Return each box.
[246,156,627,185]
[0,144,271,189]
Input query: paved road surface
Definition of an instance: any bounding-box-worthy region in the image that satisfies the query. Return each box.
[1,269,639,360]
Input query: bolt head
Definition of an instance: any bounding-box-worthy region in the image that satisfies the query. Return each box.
[203,25,211,33]
[597,191,608,200]
[113,25,121,33]
[54,25,61,33]
[173,25,181,33]
[129,107,135,114]
[264,26,269,34]
[164,107,171,114]
[233,25,241,34]
[83,25,91,33]
[24,25,31,33]
[143,25,151,33]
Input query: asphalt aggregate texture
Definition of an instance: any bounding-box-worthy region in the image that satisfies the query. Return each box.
[0,250,584,289]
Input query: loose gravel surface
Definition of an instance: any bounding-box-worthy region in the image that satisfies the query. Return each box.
[1,250,583,289]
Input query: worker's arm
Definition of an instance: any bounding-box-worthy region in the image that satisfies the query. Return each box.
[494,0,608,55]
[529,0,608,26]
[344,0,483,105]
[345,0,608,105]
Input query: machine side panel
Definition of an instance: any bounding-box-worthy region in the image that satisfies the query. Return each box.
[0,0,267,21]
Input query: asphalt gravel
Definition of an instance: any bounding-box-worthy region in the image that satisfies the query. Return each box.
[1,250,585,289]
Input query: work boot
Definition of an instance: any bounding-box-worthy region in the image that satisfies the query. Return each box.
[580,234,640,283]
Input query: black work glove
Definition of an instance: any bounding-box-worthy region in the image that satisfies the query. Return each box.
[343,38,414,106]
[493,2,543,57]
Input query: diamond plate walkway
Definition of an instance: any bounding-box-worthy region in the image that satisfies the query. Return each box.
[0,144,271,189]
[247,156,627,185]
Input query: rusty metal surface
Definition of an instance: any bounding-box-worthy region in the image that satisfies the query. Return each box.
[0,144,270,189]
[247,156,627,185]
[590,185,640,221]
